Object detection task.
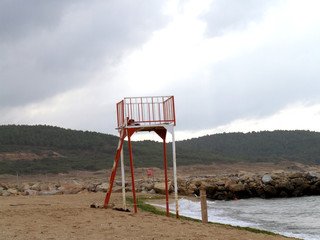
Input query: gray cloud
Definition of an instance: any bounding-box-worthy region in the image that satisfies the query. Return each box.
[0,0,69,42]
[2,0,320,138]
[202,0,276,37]
[0,0,169,108]
[175,18,320,131]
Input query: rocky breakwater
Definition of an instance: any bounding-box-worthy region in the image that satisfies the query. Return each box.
[0,178,164,196]
[0,180,89,196]
[178,171,320,200]
[1,171,320,200]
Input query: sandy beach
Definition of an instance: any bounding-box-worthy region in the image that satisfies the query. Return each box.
[0,192,297,240]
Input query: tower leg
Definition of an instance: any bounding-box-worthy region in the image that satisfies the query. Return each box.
[128,133,137,213]
[155,129,169,217]
[104,129,125,208]
[171,128,179,218]
[120,148,127,210]
[163,137,170,217]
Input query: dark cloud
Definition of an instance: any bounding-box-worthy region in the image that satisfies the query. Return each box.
[202,0,275,37]
[0,0,70,42]
[0,0,169,108]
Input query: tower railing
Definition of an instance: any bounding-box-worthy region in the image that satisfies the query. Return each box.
[116,96,176,128]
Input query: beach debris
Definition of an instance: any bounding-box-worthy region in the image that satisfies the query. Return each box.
[90,202,114,209]
[113,207,130,212]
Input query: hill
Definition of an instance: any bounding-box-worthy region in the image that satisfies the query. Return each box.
[178,130,320,165]
[1,125,320,175]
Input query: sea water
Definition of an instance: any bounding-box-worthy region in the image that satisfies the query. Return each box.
[151,196,320,240]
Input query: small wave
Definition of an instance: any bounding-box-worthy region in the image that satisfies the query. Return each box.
[149,196,320,240]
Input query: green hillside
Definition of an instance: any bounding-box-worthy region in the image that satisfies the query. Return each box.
[1,125,320,175]
[178,131,320,165]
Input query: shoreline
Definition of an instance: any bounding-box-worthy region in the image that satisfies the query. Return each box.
[142,196,280,236]
[145,195,314,240]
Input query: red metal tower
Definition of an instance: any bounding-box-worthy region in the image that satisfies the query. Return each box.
[104,96,179,217]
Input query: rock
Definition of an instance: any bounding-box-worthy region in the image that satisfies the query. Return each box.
[314,180,320,188]
[85,183,97,192]
[47,184,58,191]
[39,190,61,195]
[179,180,195,195]
[216,180,225,186]
[201,182,216,194]
[153,182,173,194]
[279,191,288,198]
[143,183,154,191]
[1,190,10,196]
[314,180,320,189]
[263,185,277,197]
[187,183,197,193]
[262,175,274,185]
[96,183,109,192]
[0,183,8,190]
[247,181,258,189]
[276,180,294,192]
[289,172,305,179]
[135,179,144,184]
[59,183,83,194]
[25,189,38,196]
[31,183,41,191]
[213,191,228,200]
[71,180,83,185]
[112,186,122,193]
[148,189,156,194]
[291,178,305,186]
[243,183,253,197]
[194,180,203,187]
[241,175,254,183]
[23,183,31,191]
[177,185,188,195]
[40,183,50,191]
[310,181,320,194]
[7,188,18,195]
[308,171,320,178]
[16,184,30,192]
[292,188,304,197]
[115,180,127,186]
[229,183,245,192]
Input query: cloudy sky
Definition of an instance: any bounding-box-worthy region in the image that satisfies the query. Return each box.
[1,0,320,141]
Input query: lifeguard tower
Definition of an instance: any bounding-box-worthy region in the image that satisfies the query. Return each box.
[104,96,179,217]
